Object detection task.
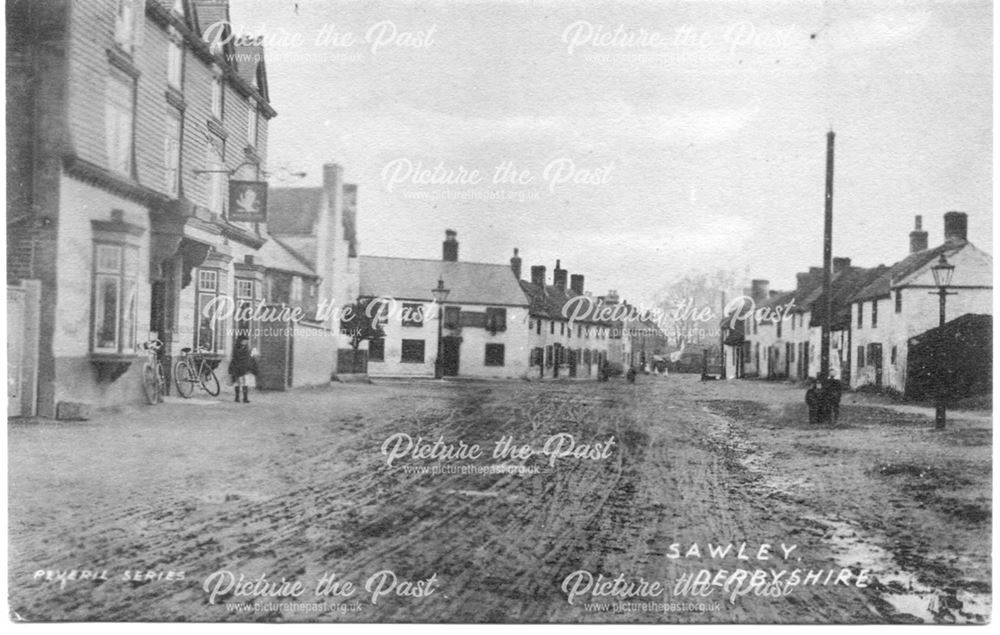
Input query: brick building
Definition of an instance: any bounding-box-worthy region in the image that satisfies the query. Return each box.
[5,1,333,417]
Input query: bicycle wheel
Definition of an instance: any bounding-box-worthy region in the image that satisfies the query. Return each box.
[199,364,221,396]
[155,362,166,403]
[141,363,159,405]
[174,360,196,398]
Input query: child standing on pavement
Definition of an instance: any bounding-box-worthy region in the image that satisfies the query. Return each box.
[228,336,258,403]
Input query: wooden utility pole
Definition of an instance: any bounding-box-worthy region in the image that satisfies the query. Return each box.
[820,130,834,379]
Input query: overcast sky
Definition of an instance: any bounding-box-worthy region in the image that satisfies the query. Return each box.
[231,0,992,306]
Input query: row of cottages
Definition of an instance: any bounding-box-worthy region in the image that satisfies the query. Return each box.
[352,231,656,379]
[519,259,626,379]
[5,1,344,418]
[722,212,992,394]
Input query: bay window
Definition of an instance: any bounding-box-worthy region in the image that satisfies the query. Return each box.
[93,243,139,353]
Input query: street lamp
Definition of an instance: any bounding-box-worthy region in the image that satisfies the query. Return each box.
[930,253,956,429]
[431,278,450,379]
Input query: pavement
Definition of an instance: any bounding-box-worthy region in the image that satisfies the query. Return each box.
[7,375,992,623]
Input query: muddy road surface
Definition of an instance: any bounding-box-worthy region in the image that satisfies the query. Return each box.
[8,376,991,622]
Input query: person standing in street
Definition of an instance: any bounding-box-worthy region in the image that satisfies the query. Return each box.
[228,336,258,403]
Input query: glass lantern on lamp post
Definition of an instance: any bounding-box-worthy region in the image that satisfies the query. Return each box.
[930,253,956,429]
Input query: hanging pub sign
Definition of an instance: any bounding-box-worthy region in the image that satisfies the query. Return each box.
[228,180,268,223]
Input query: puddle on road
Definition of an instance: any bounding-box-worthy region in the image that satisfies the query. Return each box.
[802,514,990,624]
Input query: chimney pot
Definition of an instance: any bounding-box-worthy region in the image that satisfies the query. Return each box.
[510,248,522,279]
[944,211,968,244]
[553,260,567,290]
[442,229,458,261]
[909,215,929,253]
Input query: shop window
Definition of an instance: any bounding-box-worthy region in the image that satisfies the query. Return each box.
[485,343,505,367]
[195,268,227,353]
[401,339,425,363]
[93,243,139,353]
[233,277,261,347]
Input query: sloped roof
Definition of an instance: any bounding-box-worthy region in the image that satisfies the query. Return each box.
[359,257,529,307]
[268,187,322,235]
[260,236,316,277]
[851,242,963,302]
[519,281,619,325]
[191,0,227,34]
[809,265,889,329]
[234,44,269,103]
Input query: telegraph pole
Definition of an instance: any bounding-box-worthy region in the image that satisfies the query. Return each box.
[820,130,834,379]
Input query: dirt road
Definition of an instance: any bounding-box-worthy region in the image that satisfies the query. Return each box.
[7,375,991,622]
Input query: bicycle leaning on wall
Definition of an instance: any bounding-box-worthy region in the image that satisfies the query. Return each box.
[140,339,166,405]
[173,346,221,398]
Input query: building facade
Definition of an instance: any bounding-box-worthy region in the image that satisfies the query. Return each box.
[849,213,993,392]
[359,232,532,379]
[5,0,343,416]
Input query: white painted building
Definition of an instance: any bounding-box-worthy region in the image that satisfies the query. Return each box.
[850,213,992,392]
[359,233,532,379]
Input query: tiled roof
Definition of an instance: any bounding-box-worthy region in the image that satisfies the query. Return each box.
[261,237,316,277]
[809,265,889,329]
[233,44,268,102]
[359,257,530,307]
[851,242,964,302]
[518,282,619,324]
[268,186,359,258]
[268,187,322,235]
[191,0,228,35]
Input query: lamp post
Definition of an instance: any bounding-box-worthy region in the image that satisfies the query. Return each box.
[431,278,450,379]
[929,253,956,429]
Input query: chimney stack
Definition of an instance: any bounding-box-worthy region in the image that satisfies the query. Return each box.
[553,259,567,290]
[944,211,968,244]
[833,257,851,273]
[605,289,619,304]
[509,248,522,279]
[795,272,810,290]
[570,274,585,295]
[442,229,458,261]
[909,215,928,253]
[751,279,769,303]
[530,265,546,287]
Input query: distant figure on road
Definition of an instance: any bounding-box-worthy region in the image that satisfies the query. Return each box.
[229,336,259,403]
[626,366,636,383]
[806,377,843,424]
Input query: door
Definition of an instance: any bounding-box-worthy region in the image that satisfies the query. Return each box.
[870,343,883,388]
[441,336,461,376]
